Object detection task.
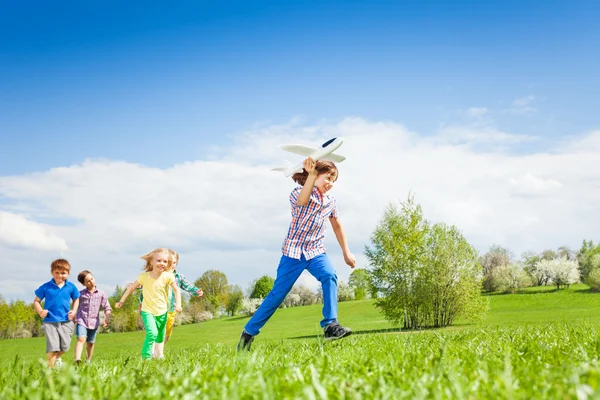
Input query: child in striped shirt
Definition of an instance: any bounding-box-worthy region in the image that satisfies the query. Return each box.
[238,157,356,351]
[74,270,112,365]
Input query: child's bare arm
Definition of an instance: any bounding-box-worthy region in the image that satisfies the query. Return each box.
[330,217,356,268]
[297,158,318,206]
[33,297,48,319]
[68,298,79,320]
[170,282,183,312]
[116,281,141,308]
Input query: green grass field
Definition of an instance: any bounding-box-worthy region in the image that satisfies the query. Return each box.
[1,284,600,399]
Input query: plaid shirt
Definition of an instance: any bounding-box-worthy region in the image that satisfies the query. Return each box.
[168,271,201,312]
[281,186,338,260]
[75,288,112,330]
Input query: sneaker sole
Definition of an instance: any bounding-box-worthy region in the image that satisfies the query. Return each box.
[324,330,353,342]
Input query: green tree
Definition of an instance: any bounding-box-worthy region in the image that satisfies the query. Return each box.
[365,196,486,329]
[249,275,275,299]
[365,197,429,329]
[225,285,244,316]
[194,270,229,314]
[108,285,139,332]
[423,223,487,327]
[348,268,372,300]
[578,240,600,280]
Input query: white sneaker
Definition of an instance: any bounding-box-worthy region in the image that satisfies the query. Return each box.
[54,357,63,367]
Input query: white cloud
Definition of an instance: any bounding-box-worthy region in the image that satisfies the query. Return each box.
[505,95,537,115]
[0,211,68,251]
[465,107,488,119]
[1,118,599,301]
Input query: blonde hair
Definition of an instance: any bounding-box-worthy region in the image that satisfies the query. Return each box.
[168,249,179,270]
[140,248,171,272]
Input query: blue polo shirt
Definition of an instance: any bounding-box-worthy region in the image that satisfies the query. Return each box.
[34,279,80,323]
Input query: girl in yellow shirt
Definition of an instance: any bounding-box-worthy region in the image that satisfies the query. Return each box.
[116,248,182,360]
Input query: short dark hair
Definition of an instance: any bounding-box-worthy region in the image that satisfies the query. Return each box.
[77,270,92,285]
[50,259,70,273]
[292,160,338,186]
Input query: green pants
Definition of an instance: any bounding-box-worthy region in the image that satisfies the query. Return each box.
[140,311,167,359]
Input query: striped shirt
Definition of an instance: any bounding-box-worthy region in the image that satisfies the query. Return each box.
[281,186,338,260]
[75,288,112,330]
[168,271,201,312]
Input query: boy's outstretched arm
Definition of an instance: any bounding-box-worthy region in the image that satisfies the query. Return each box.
[177,273,203,297]
[33,297,48,319]
[170,282,183,312]
[115,281,141,308]
[330,217,356,268]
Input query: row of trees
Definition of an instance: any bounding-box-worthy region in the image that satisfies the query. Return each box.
[480,240,600,294]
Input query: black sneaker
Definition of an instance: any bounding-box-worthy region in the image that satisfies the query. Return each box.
[237,330,254,351]
[324,322,352,341]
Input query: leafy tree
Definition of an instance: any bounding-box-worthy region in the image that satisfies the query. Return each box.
[480,245,512,292]
[225,285,244,316]
[249,275,275,299]
[578,240,600,280]
[348,268,372,300]
[108,285,139,332]
[366,196,486,329]
[194,270,229,314]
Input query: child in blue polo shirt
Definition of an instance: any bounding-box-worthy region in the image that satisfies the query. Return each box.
[33,259,80,368]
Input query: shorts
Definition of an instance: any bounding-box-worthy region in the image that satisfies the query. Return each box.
[42,321,74,353]
[165,311,176,337]
[76,324,99,343]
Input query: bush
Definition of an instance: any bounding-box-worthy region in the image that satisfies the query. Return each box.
[283,285,317,308]
[494,264,532,294]
[338,281,355,302]
[585,267,600,291]
[241,298,263,316]
[366,197,486,329]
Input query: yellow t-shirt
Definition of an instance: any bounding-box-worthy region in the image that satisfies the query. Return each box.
[137,271,175,316]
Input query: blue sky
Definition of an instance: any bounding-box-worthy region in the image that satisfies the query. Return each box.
[2,0,598,174]
[1,1,599,301]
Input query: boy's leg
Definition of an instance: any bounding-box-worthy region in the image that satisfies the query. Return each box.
[244,255,306,336]
[57,321,75,353]
[42,323,61,367]
[86,343,95,361]
[140,312,159,360]
[85,328,98,361]
[306,254,338,327]
[74,324,86,362]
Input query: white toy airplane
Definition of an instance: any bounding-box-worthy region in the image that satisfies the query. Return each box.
[271,137,346,177]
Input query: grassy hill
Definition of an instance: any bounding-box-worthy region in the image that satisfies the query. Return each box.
[1,284,600,398]
[1,284,599,364]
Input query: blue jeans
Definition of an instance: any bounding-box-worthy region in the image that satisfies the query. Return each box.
[244,253,338,336]
[75,324,98,343]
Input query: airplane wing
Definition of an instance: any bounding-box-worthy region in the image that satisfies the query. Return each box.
[320,153,346,163]
[280,144,317,156]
